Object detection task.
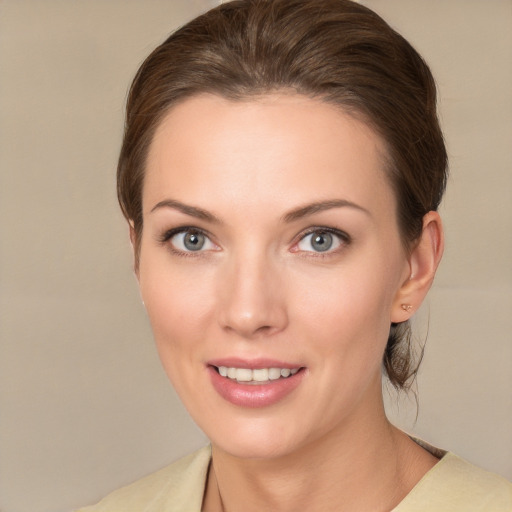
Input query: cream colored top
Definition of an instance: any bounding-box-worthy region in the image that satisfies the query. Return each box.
[78,444,512,512]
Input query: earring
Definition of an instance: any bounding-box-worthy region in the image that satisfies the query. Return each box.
[401,304,413,312]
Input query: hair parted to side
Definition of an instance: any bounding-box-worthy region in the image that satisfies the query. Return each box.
[117,0,448,391]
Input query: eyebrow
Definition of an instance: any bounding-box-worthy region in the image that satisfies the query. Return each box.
[150,199,222,224]
[150,198,369,224]
[282,199,371,223]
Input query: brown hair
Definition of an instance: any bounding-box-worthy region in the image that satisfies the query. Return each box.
[117,0,447,390]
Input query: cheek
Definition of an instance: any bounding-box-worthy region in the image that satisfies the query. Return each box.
[138,255,215,358]
[140,269,212,402]
[288,259,399,367]
[293,265,395,328]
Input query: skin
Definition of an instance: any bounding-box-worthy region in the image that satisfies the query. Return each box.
[135,93,444,511]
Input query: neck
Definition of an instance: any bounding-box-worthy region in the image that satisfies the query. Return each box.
[204,384,437,512]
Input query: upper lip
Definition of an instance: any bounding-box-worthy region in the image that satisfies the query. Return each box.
[207,357,303,369]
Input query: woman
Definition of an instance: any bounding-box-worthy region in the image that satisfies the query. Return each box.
[79,0,511,510]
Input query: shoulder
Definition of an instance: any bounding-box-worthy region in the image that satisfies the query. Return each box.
[395,452,512,512]
[75,445,211,512]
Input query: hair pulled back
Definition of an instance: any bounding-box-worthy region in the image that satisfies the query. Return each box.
[118,0,448,390]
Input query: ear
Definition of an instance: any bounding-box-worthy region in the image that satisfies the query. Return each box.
[391,211,444,323]
[128,221,140,280]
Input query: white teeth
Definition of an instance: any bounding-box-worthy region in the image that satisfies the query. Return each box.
[235,368,252,382]
[252,368,269,382]
[268,368,282,380]
[216,366,300,383]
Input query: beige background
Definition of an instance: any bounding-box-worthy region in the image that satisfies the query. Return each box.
[0,1,510,511]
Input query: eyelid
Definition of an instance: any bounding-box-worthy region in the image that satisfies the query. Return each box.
[159,225,201,242]
[291,226,351,254]
[158,226,220,254]
[158,225,350,256]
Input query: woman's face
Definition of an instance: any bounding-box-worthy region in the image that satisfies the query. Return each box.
[138,93,411,458]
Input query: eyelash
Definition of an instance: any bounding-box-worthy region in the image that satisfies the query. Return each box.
[158,226,217,258]
[158,226,351,257]
[292,227,351,258]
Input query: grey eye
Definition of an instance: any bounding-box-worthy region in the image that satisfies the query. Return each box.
[170,230,214,252]
[297,230,345,253]
[183,232,205,251]
[310,232,333,252]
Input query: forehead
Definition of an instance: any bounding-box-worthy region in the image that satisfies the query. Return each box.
[144,93,394,216]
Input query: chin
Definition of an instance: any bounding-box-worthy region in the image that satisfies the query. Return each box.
[213,433,297,460]
[203,413,315,461]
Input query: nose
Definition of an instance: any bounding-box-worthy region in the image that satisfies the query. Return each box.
[216,250,288,339]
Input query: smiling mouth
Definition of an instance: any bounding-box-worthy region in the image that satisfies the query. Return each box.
[214,366,301,384]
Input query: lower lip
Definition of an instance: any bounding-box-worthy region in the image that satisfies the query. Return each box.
[208,366,305,408]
